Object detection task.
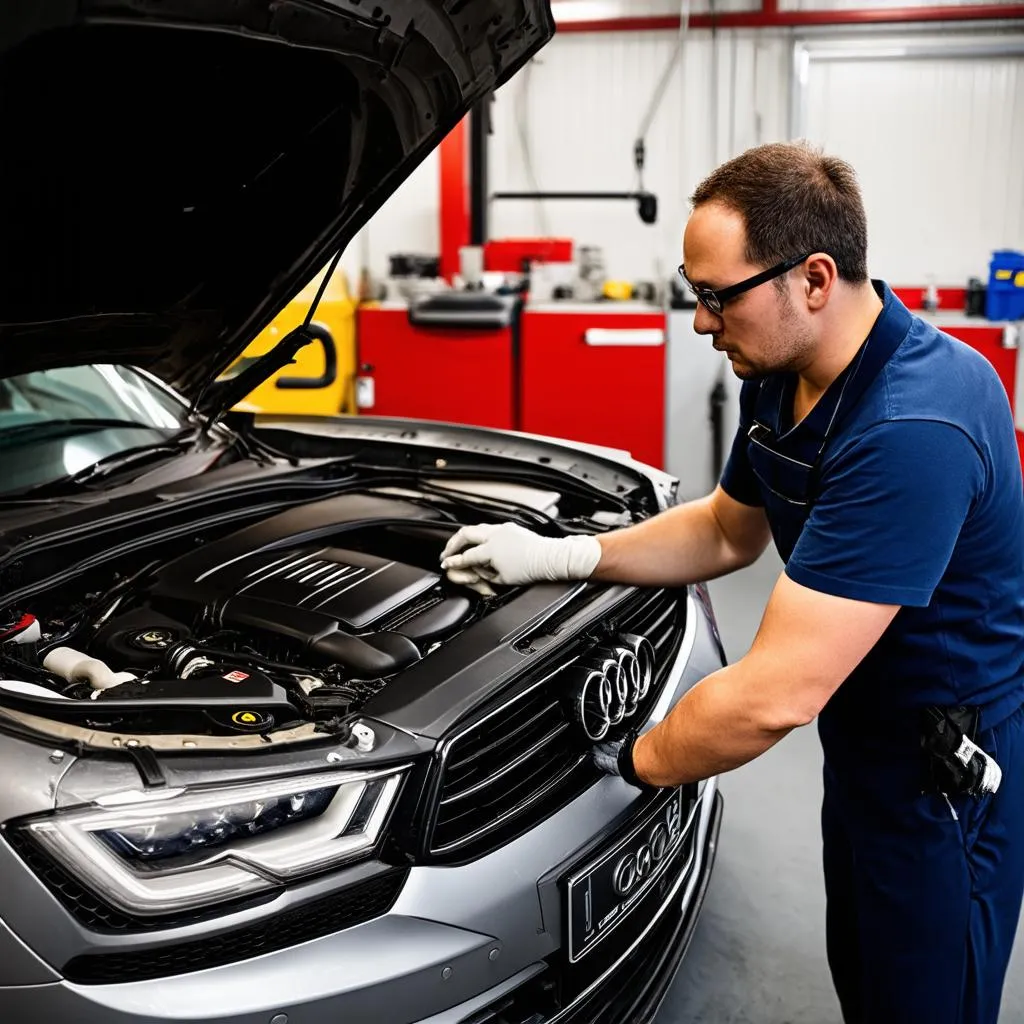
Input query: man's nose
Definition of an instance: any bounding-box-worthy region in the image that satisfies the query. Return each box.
[692,302,721,336]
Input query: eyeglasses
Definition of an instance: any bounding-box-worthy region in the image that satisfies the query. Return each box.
[677,252,813,315]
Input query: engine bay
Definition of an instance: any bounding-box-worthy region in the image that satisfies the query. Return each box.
[0,479,625,745]
[0,493,499,740]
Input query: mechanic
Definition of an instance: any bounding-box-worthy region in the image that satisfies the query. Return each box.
[439,142,1024,1024]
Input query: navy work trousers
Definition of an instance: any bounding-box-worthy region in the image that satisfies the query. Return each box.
[821,705,1024,1024]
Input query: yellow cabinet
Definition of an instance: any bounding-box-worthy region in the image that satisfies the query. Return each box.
[229,264,357,416]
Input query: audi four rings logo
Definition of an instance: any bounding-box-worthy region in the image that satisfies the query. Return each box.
[569,633,655,742]
[612,797,684,898]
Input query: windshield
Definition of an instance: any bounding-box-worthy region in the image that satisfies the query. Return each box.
[0,365,188,496]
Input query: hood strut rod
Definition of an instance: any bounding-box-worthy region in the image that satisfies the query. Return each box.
[194,246,346,433]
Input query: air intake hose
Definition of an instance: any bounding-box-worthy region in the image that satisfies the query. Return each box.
[42,647,137,691]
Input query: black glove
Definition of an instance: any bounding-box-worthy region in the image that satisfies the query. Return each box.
[592,729,651,789]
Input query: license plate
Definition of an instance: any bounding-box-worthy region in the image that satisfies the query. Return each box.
[566,787,687,963]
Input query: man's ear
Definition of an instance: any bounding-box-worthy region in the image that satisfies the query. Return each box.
[804,253,838,311]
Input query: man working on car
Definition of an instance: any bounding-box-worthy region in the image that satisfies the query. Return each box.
[439,142,1024,1024]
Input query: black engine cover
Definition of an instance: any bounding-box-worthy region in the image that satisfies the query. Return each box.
[126,494,473,678]
[211,546,437,633]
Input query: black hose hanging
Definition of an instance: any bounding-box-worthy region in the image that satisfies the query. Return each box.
[709,365,727,486]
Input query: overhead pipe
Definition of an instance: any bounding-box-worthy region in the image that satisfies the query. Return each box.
[555,2,1024,32]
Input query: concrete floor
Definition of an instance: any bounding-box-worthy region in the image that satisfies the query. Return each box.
[655,549,1024,1024]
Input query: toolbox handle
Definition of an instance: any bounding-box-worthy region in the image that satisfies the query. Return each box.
[407,293,516,329]
[583,328,665,347]
[275,323,338,390]
[407,310,511,328]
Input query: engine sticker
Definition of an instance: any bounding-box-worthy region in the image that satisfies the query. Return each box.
[223,670,250,683]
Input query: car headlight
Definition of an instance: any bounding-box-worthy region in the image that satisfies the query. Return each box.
[15,766,408,918]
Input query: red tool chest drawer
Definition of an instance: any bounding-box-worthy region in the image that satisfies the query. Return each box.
[357,296,517,430]
[519,305,666,468]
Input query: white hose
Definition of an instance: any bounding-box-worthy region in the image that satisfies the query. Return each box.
[42,647,136,691]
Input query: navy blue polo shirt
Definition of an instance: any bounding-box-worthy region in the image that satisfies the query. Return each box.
[722,282,1024,726]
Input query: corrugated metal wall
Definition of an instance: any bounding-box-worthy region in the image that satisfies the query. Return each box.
[345,18,1024,291]
[801,44,1024,281]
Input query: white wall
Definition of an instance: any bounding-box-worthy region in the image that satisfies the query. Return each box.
[348,18,1024,290]
[337,152,440,287]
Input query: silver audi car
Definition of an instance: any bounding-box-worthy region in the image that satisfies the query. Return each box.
[0,2,725,1022]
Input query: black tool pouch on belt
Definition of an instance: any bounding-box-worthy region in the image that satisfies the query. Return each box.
[919,705,981,796]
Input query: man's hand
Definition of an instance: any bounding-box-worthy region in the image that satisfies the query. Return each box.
[441,487,770,595]
[440,523,602,595]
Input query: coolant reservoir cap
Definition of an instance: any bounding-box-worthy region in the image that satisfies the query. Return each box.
[229,709,274,730]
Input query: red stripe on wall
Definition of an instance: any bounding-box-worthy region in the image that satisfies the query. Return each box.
[555,4,1024,32]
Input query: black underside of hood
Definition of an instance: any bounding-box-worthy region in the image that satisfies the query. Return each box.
[0,0,554,397]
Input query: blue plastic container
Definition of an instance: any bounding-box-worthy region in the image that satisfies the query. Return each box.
[986,249,1024,321]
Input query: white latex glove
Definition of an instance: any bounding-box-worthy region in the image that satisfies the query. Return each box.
[440,523,602,596]
[955,734,1003,796]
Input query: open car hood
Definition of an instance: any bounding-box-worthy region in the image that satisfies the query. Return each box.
[0,1,553,398]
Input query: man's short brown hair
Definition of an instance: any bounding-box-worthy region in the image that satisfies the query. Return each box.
[690,141,869,284]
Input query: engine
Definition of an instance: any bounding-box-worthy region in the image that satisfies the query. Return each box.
[0,494,484,736]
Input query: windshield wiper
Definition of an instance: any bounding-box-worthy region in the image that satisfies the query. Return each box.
[8,427,201,498]
[66,436,196,486]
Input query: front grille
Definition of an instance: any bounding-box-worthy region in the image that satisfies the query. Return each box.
[62,867,408,984]
[428,589,684,860]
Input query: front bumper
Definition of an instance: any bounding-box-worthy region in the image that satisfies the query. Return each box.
[0,783,721,1024]
[558,787,723,1024]
[417,787,724,1024]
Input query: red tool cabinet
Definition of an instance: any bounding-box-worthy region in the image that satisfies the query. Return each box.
[356,294,519,430]
[358,295,668,469]
[519,304,667,468]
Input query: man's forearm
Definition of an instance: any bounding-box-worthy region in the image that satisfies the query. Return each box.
[592,495,759,587]
[631,659,801,786]
[625,572,900,788]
